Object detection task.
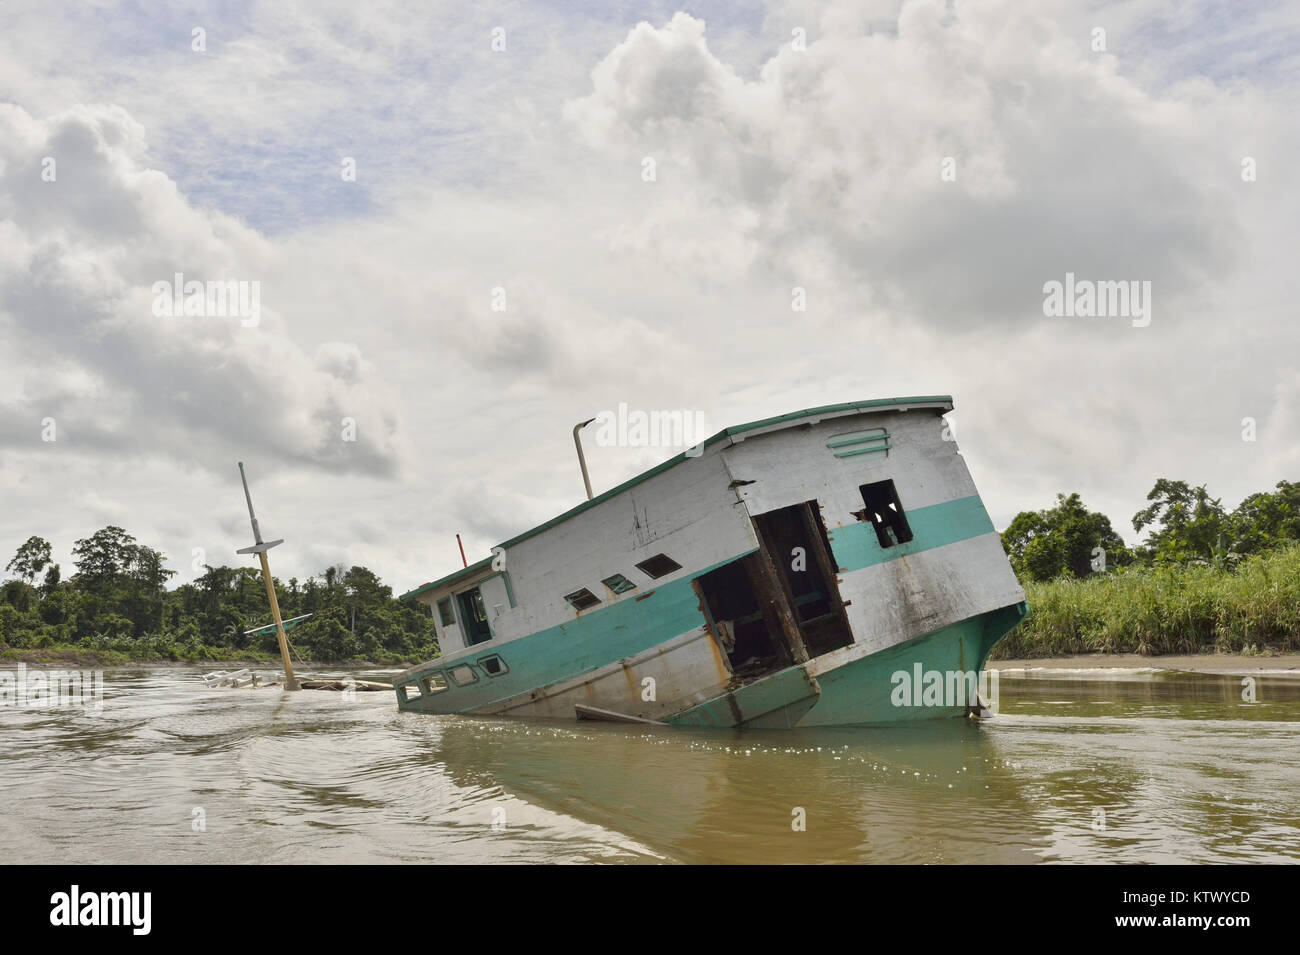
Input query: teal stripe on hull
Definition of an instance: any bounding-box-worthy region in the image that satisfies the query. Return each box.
[796,603,1025,725]
[828,493,995,573]
[398,551,753,714]
[398,493,1006,718]
[667,604,1026,728]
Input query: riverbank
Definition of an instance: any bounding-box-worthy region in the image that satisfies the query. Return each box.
[989,652,1300,675]
[992,544,1300,659]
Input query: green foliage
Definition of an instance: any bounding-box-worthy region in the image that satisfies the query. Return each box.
[1002,493,1131,581]
[6,535,51,584]
[996,544,1300,658]
[2,527,439,663]
[1132,479,1227,564]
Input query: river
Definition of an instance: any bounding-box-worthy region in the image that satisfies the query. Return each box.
[2,663,1297,863]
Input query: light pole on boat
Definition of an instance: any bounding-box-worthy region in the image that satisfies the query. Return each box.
[573,417,596,501]
[235,462,299,691]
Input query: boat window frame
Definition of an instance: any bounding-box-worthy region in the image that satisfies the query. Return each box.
[635,553,683,579]
[421,671,450,694]
[435,596,456,628]
[447,663,479,687]
[476,654,509,677]
[564,587,602,611]
[600,573,637,595]
[457,586,493,646]
[857,479,914,548]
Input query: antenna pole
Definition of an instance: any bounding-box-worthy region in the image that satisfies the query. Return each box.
[573,418,596,501]
[236,462,299,691]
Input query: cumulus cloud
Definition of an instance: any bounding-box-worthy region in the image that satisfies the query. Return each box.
[0,0,1295,592]
[565,7,1244,325]
[0,103,403,476]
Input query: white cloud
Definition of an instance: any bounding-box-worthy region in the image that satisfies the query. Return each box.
[0,0,1296,592]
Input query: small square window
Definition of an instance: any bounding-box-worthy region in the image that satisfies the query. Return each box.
[858,479,914,548]
[635,553,682,579]
[422,672,449,694]
[601,573,637,595]
[477,654,508,676]
[564,588,602,611]
[436,597,455,627]
[448,665,478,686]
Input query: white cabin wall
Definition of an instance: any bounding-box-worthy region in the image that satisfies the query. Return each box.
[478,449,757,652]
[721,411,974,524]
[721,409,1023,655]
[478,575,511,635]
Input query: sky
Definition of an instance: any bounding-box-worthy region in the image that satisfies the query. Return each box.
[0,0,1296,594]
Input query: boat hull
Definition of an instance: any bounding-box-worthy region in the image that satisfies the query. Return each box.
[395,602,1026,728]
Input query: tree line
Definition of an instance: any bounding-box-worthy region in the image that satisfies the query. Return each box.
[3,477,1296,662]
[1000,479,1300,581]
[0,526,438,663]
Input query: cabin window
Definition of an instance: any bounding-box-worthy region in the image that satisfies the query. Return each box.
[857,479,914,548]
[564,587,601,611]
[436,597,455,627]
[421,672,449,694]
[457,587,492,645]
[448,665,478,686]
[635,553,682,579]
[477,654,508,676]
[402,681,421,701]
[601,573,636,595]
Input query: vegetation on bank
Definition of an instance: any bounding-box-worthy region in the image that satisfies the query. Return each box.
[994,544,1300,658]
[995,479,1300,657]
[0,526,438,665]
[2,478,1297,664]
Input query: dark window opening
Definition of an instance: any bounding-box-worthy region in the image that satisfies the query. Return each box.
[478,654,507,676]
[635,553,682,579]
[436,597,455,627]
[564,587,601,611]
[601,573,636,595]
[857,479,913,548]
[694,556,791,681]
[753,501,855,658]
[457,587,492,645]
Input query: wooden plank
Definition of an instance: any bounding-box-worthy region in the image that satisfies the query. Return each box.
[742,550,809,665]
[574,704,666,725]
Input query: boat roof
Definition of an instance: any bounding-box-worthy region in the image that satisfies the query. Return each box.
[399,395,953,602]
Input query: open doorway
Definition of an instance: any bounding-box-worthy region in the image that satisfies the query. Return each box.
[694,554,800,681]
[457,587,492,645]
[752,501,855,658]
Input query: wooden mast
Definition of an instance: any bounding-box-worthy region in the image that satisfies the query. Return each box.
[236,462,299,691]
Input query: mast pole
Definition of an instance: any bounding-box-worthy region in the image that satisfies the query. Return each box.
[237,462,299,691]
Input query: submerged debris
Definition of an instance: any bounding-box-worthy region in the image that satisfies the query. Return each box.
[201,670,391,692]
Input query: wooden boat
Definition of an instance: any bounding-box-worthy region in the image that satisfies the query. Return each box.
[393,397,1027,727]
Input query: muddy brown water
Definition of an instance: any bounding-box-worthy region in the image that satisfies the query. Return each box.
[2,664,1297,863]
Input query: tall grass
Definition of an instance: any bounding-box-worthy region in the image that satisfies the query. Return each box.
[994,544,1300,658]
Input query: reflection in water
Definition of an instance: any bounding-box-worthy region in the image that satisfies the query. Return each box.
[0,666,1296,863]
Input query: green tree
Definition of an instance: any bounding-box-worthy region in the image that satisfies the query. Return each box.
[6,536,52,585]
[1002,493,1130,581]
[72,526,137,591]
[1228,480,1300,554]
[1132,480,1226,563]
